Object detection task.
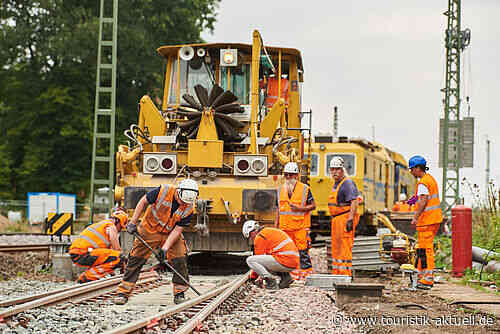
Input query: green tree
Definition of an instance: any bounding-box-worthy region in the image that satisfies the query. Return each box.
[0,0,219,201]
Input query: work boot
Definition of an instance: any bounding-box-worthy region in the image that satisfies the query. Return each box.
[113,293,128,305]
[278,272,294,289]
[174,292,187,304]
[264,277,279,290]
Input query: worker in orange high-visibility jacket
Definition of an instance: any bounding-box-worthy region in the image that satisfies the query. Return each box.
[113,179,198,306]
[69,209,128,283]
[328,156,360,277]
[243,220,299,290]
[408,155,443,290]
[263,75,289,110]
[275,162,316,280]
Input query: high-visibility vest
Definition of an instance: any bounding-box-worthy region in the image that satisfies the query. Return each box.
[265,77,289,108]
[70,220,114,251]
[143,184,193,233]
[254,227,300,269]
[415,173,443,226]
[328,177,352,216]
[278,181,311,230]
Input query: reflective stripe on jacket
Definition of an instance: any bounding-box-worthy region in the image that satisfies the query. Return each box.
[254,227,299,269]
[70,220,114,251]
[415,173,443,226]
[278,181,310,230]
[328,177,351,216]
[143,184,193,233]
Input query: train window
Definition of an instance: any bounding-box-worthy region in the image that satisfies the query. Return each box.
[379,164,382,180]
[304,153,319,176]
[220,64,251,104]
[326,154,355,176]
[364,157,367,176]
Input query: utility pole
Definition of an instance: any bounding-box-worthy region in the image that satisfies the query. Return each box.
[486,136,490,192]
[440,0,471,215]
[89,0,119,222]
[333,106,338,139]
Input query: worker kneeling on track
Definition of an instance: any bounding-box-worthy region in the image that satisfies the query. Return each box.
[408,155,443,290]
[113,179,198,305]
[243,220,299,290]
[68,209,128,283]
[328,156,360,277]
[276,162,316,280]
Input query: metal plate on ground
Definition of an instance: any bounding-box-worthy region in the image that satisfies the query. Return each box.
[305,274,352,290]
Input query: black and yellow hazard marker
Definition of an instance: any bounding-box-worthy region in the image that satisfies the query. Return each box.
[46,212,73,236]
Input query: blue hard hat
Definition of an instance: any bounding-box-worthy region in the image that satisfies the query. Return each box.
[408,155,427,169]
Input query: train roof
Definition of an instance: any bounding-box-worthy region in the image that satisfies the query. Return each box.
[156,43,304,71]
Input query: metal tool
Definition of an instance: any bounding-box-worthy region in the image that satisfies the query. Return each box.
[133,232,201,296]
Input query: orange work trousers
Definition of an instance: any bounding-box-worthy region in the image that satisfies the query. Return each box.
[331,214,359,276]
[284,228,313,280]
[416,223,440,286]
[69,248,123,283]
[117,223,189,296]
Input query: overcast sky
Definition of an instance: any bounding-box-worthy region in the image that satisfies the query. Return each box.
[202,1,500,205]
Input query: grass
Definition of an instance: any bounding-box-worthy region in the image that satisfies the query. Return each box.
[436,179,500,292]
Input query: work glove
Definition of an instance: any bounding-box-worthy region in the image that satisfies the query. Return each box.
[126,223,137,235]
[154,249,168,273]
[346,219,353,232]
[407,195,418,206]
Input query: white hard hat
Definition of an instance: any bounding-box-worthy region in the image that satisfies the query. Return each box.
[399,193,407,201]
[329,156,344,169]
[242,220,260,238]
[177,179,199,205]
[283,162,299,174]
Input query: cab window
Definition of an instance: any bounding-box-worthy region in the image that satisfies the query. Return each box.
[304,153,319,176]
[220,64,251,105]
[326,154,356,176]
[169,58,215,105]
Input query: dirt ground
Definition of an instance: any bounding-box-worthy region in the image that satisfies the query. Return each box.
[338,273,500,333]
[0,252,65,282]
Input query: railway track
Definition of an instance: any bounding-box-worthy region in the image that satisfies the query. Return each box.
[0,244,51,253]
[0,271,164,324]
[103,272,250,334]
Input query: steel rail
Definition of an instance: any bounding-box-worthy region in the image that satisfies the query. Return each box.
[0,244,51,252]
[175,272,250,334]
[0,271,160,322]
[104,272,250,334]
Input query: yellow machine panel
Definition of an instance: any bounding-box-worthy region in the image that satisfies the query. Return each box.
[187,140,223,168]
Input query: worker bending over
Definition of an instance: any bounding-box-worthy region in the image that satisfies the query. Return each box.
[276,162,316,280]
[69,209,128,283]
[243,220,299,290]
[328,157,359,277]
[408,156,443,290]
[114,179,198,305]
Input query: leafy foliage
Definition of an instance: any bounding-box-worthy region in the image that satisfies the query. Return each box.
[0,0,219,201]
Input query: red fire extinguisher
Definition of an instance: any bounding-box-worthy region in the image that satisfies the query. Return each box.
[452,205,472,277]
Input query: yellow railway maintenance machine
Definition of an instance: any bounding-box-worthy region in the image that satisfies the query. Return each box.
[305,136,416,239]
[114,30,309,252]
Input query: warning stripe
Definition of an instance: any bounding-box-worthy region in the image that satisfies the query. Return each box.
[46,213,73,236]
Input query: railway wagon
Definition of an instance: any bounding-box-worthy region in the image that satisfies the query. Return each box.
[304,136,416,238]
[114,30,308,252]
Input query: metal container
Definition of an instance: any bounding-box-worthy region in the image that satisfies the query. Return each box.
[452,205,472,277]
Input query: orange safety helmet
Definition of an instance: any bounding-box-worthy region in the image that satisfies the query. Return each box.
[111,209,128,229]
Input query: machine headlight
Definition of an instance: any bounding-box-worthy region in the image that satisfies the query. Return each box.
[251,159,265,173]
[161,157,174,172]
[145,156,159,171]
